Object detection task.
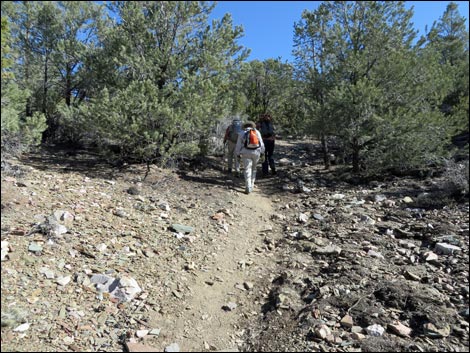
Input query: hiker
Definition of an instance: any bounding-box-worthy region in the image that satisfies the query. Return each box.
[235,121,265,194]
[223,119,243,176]
[257,113,277,176]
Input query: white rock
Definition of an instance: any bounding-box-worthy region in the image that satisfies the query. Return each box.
[136,329,149,338]
[367,250,384,259]
[424,251,439,262]
[366,324,385,336]
[165,343,180,352]
[298,213,309,223]
[374,194,387,203]
[56,276,71,286]
[96,243,107,252]
[13,323,30,332]
[434,243,461,255]
[39,267,55,279]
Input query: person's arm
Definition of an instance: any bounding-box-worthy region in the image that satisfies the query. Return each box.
[223,127,229,144]
[235,131,243,156]
[257,130,265,154]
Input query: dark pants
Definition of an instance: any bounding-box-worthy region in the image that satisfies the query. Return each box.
[263,139,276,175]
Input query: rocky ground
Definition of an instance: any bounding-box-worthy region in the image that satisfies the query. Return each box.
[1,138,469,352]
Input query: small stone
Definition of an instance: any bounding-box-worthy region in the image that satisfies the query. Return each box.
[148,328,161,336]
[434,243,461,255]
[388,321,412,337]
[367,250,384,259]
[222,302,237,311]
[135,330,148,338]
[423,322,450,338]
[314,245,342,255]
[39,267,55,279]
[28,243,43,253]
[403,196,413,203]
[313,214,324,221]
[243,282,254,290]
[351,326,363,333]
[127,186,140,195]
[126,342,160,352]
[351,332,366,340]
[170,224,194,234]
[340,315,354,328]
[298,213,309,223]
[113,209,127,218]
[13,323,30,332]
[424,251,439,263]
[366,324,385,337]
[56,276,71,286]
[403,270,421,281]
[314,324,332,339]
[164,343,180,352]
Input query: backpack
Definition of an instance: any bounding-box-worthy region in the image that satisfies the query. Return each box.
[260,121,274,138]
[228,121,242,143]
[244,129,261,149]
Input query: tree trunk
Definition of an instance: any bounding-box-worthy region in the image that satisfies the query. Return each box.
[43,54,48,115]
[352,139,360,173]
[65,66,72,106]
[321,133,330,170]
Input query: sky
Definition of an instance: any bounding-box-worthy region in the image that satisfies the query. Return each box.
[209,1,470,62]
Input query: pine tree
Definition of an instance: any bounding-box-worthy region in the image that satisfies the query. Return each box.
[78,2,248,165]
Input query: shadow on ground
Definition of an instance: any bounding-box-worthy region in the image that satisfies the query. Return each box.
[19,145,119,180]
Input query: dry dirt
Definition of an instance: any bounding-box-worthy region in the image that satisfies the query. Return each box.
[1,139,469,352]
[1,141,283,352]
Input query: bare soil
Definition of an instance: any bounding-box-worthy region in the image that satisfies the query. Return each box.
[1,139,468,352]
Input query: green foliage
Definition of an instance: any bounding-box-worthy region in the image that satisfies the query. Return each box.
[1,17,13,79]
[293,1,468,174]
[77,2,247,163]
[1,82,46,156]
[241,59,294,119]
[2,1,468,173]
[425,2,469,134]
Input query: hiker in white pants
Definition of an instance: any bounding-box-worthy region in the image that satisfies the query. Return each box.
[235,121,265,194]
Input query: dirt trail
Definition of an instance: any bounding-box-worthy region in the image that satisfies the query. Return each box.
[152,190,275,351]
[0,141,287,352]
[149,141,300,352]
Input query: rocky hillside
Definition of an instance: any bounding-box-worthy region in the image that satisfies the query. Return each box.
[1,139,468,352]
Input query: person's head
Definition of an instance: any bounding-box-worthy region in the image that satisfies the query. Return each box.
[243,121,256,129]
[261,113,272,122]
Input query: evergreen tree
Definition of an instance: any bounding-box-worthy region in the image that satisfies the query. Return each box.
[1,12,46,156]
[240,59,294,124]
[293,1,462,173]
[294,3,336,168]
[425,2,469,135]
[77,1,248,165]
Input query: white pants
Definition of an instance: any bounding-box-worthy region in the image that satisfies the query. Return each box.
[227,141,240,171]
[241,153,260,189]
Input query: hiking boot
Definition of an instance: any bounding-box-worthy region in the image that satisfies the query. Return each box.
[244,187,251,194]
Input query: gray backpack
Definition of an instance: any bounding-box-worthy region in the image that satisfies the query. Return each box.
[228,120,242,142]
